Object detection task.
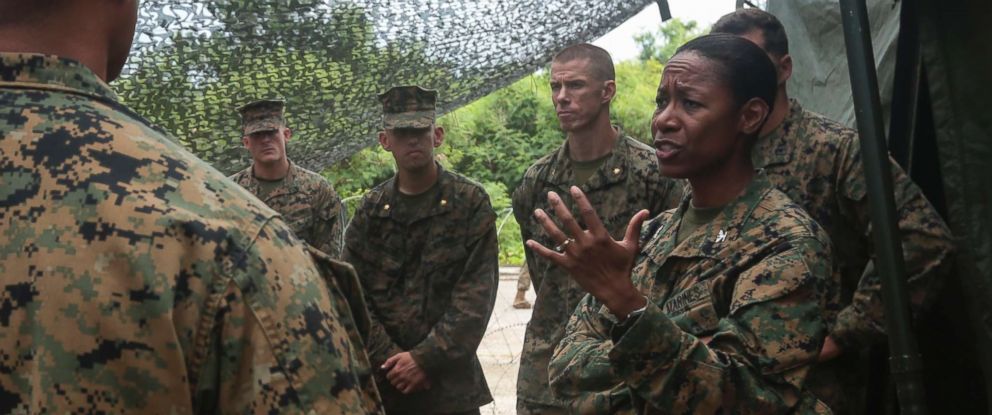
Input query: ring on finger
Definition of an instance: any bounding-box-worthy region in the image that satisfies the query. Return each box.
[555,237,576,252]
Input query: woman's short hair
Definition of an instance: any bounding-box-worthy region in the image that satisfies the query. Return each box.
[673,33,778,115]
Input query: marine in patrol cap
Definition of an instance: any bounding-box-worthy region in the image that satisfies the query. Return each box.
[378,85,438,129]
[238,99,286,135]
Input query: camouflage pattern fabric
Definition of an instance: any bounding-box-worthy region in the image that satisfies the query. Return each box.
[755,100,955,411]
[0,53,382,414]
[378,85,437,129]
[343,164,499,413]
[230,161,346,258]
[511,131,683,409]
[237,98,285,135]
[549,175,837,414]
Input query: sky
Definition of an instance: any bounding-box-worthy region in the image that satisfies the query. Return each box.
[593,0,738,62]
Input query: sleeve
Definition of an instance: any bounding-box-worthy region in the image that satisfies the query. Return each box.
[549,294,632,413]
[194,220,383,414]
[342,205,405,368]
[610,238,830,414]
[831,137,955,349]
[512,176,543,290]
[312,184,346,258]
[551,236,830,414]
[408,193,500,376]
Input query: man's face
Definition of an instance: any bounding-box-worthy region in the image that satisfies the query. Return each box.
[242,127,290,166]
[549,58,613,132]
[379,125,443,172]
[651,53,746,179]
[739,29,790,86]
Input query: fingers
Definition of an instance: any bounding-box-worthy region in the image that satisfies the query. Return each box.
[623,209,650,246]
[381,354,399,371]
[526,239,570,268]
[548,191,584,240]
[569,186,608,238]
[534,208,569,246]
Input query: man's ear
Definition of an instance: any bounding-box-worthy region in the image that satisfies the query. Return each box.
[378,130,390,150]
[777,54,793,86]
[738,98,770,136]
[241,135,249,148]
[432,125,444,148]
[282,127,293,142]
[602,80,617,104]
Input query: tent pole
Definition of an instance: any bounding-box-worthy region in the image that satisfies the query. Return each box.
[838,0,928,413]
[655,0,671,21]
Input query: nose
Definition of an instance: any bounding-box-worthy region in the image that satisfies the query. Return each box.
[553,87,570,106]
[651,102,679,136]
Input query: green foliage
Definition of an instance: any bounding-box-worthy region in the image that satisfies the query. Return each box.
[633,18,706,64]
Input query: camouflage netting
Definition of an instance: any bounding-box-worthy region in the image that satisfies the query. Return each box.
[116,0,656,174]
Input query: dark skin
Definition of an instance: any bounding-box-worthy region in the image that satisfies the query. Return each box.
[0,0,138,82]
[526,52,769,321]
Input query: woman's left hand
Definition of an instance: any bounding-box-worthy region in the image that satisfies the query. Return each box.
[527,186,649,319]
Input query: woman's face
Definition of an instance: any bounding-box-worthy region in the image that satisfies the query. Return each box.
[651,52,747,180]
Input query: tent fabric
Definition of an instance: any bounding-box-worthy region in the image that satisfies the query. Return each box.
[115,0,654,174]
[767,0,900,129]
[917,0,992,407]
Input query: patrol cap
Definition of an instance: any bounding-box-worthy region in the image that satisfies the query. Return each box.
[237,99,286,135]
[378,85,438,129]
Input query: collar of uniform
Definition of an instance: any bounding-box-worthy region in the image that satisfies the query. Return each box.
[752,98,803,169]
[239,160,303,200]
[546,125,631,190]
[0,52,118,103]
[644,171,774,264]
[372,162,454,220]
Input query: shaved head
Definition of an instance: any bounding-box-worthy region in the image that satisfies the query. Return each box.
[552,43,615,82]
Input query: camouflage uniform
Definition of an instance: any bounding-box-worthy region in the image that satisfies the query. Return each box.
[342,86,499,414]
[512,131,682,411]
[756,100,955,410]
[549,175,837,414]
[229,161,346,257]
[0,53,382,414]
[230,99,346,257]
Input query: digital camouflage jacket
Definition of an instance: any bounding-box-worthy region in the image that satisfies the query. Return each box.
[512,131,682,407]
[230,161,346,257]
[0,53,382,414]
[343,164,499,413]
[755,100,955,411]
[549,176,836,414]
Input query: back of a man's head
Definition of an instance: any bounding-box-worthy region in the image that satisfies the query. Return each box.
[552,43,616,82]
[712,8,789,57]
[0,0,62,25]
[0,0,139,82]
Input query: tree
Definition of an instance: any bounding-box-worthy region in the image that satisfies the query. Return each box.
[633,18,706,64]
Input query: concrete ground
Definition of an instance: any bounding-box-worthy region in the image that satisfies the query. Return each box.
[477,266,530,415]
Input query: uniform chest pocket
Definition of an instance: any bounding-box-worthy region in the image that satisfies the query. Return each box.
[422,245,468,276]
[663,280,721,337]
[364,252,404,293]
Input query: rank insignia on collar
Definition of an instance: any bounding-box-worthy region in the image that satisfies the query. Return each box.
[716,229,727,243]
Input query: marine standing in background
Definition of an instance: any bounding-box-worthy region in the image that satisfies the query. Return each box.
[712,9,954,412]
[343,86,499,415]
[512,43,683,414]
[0,1,381,413]
[229,99,347,257]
